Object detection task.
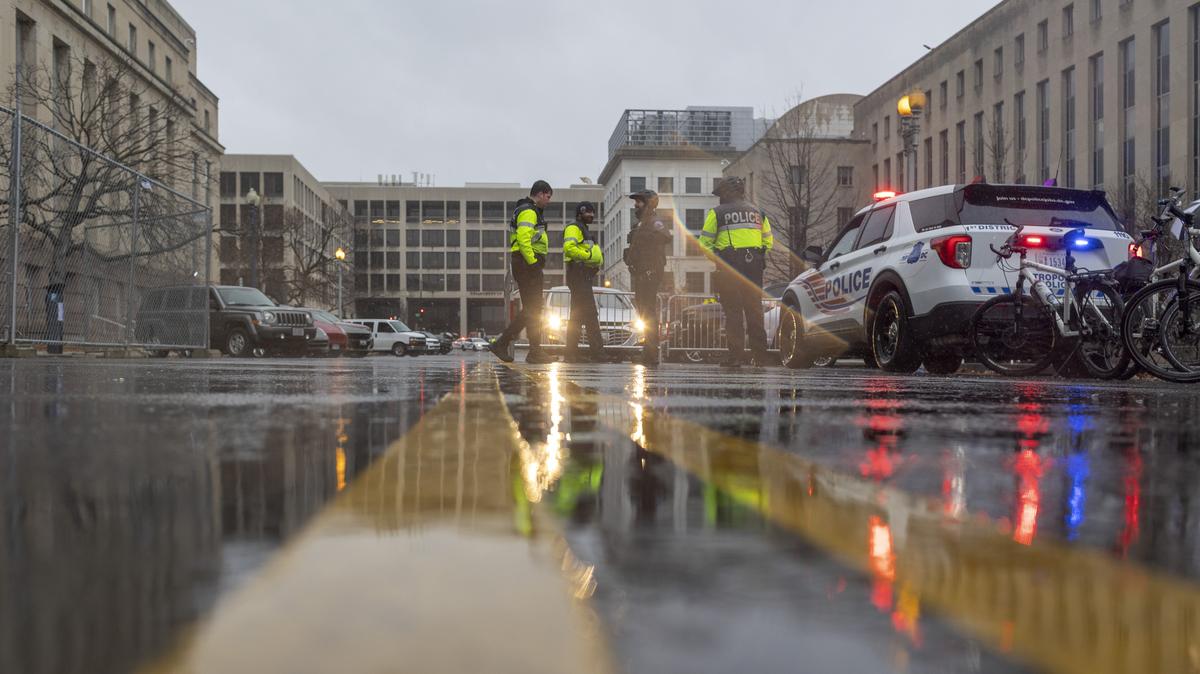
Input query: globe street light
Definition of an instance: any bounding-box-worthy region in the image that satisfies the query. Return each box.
[334,247,347,316]
[896,92,926,193]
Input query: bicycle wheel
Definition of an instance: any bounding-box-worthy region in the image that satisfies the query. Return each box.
[1122,279,1200,382]
[1074,283,1130,379]
[971,294,1058,376]
[1158,291,1200,382]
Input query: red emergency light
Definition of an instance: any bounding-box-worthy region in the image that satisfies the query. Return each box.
[873,190,898,202]
[1022,235,1046,247]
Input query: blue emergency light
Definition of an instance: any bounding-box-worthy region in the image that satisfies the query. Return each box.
[1069,236,1101,250]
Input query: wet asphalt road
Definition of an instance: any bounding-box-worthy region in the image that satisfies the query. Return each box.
[3,353,1200,674]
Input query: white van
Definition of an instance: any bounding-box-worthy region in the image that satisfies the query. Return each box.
[347,319,428,356]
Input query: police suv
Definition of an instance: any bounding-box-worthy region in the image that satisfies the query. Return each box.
[777,183,1132,374]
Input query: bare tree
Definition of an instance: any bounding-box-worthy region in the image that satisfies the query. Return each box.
[1,53,206,293]
[278,206,351,308]
[754,97,848,283]
[984,107,1013,184]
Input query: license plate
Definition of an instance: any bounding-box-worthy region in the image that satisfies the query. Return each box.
[292,328,304,337]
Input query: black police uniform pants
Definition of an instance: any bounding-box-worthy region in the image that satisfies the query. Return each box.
[566,269,604,356]
[498,253,544,348]
[631,271,661,357]
[717,248,768,357]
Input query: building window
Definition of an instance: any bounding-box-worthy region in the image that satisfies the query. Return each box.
[369,252,385,270]
[956,70,965,99]
[883,158,892,190]
[884,116,891,140]
[1090,0,1101,23]
[956,121,967,183]
[685,209,705,230]
[263,172,284,198]
[422,253,445,270]
[1015,91,1028,183]
[973,112,985,178]
[1089,53,1105,188]
[1038,20,1049,52]
[406,200,420,223]
[630,176,646,192]
[790,165,806,185]
[467,252,480,269]
[872,122,879,144]
[939,130,950,184]
[481,201,505,221]
[387,229,401,246]
[1037,80,1051,184]
[406,251,420,269]
[685,177,702,194]
[465,201,480,222]
[1063,4,1074,38]
[386,252,401,268]
[1153,21,1171,195]
[657,177,674,193]
[422,230,445,247]
[924,138,933,188]
[240,172,260,197]
[1120,37,1136,191]
[837,208,854,228]
[406,230,420,247]
[837,166,854,187]
[481,275,505,292]
[974,59,984,93]
[446,251,461,269]
[481,230,505,248]
[164,56,172,84]
[128,23,137,55]
[993,102,1007,182]
[873,164,879,190]
[219,172,236,197]
[466,230,480,247]
[447,229,460,247]
[482,252,505,270]
[939,81,948,108]
[147,41,155,73]
[1063,68,1077,187]
[107,4,115,34]
[994,47,1004,79]
[407,274,420,291]
[422,201,445,224]
[1015,34,1025,69]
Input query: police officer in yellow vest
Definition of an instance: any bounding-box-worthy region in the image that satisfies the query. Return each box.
[699,176,774,368]
[491,180,556,364]
[562,202,606,363]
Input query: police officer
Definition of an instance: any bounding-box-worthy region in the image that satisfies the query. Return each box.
[491,180,556,364]
[699,176,774,368]
[562,201,607,363]
[624,189,672,366]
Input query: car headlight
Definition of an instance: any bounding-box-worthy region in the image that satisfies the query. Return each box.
[315,328,328,341]
[633,317,647,333]
[261,311,277,324]
[546,315,562,331]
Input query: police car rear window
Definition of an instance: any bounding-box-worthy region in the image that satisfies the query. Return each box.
[910,187,1121,231]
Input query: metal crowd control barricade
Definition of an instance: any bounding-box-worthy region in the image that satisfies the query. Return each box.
[664,293,783,363]
[2,105,212,354]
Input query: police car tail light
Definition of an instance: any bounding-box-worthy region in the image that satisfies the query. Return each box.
[1022,235,1047,247]
[1129,242,1146,259]
[931,235,972,269]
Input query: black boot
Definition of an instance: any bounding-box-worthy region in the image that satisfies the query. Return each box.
[525,347,558,364]
[488,339,514,363]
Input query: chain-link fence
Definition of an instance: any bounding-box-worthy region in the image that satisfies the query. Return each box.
[1,106,211,352]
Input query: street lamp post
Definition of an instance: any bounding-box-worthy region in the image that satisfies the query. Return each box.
[335,246,346,316]
[897,92,927,193]
[245,187,261,288]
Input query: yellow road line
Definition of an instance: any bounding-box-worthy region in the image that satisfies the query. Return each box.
[141,364,612,674]
[512,364,1200,674]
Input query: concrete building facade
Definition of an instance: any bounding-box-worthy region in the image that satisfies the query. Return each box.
[322,182,604,336]
[599,106,769,294]
[217,155,351,311]
[854,0,1198,219]
[723,94,873,285]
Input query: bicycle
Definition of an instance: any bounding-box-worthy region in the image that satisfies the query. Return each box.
[1120,188,1200,383]
[970,224,1129,378]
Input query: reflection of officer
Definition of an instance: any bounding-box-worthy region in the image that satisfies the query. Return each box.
[492,180,557,365]
[700,177,774,368]
[623,190,672,367]
[563,202,606,363]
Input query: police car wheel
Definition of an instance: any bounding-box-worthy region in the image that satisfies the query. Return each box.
[779,306,815,369]
[871,291,921,374]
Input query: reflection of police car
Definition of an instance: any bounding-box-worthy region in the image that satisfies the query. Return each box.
[778,184,1132,374]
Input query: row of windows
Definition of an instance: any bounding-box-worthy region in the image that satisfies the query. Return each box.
[627,176,712,195]
[355,251,571,271]
[872,12,1193,202]
[348,200,604,225]
[220,171,284,199]
[872,0,1139,148]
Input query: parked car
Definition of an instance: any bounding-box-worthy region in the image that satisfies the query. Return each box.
[468,337,490,351]
[302,308,373,357]
[347,318,428,356]
[778,183,1132,374]
[137,285,316,357]
[417,331,449,354]
[540,286,642,351]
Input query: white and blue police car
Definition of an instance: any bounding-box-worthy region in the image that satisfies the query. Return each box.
[777,183,1133,374]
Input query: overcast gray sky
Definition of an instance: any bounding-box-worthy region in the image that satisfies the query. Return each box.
[176,0,995,187]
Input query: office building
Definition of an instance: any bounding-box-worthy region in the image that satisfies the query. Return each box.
[854,0,1198,220]
[322,182,605,336]
[599,106,769,294]
[217,155,351,310]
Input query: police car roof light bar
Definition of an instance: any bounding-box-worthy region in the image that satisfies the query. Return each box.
[873,190,898,202]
